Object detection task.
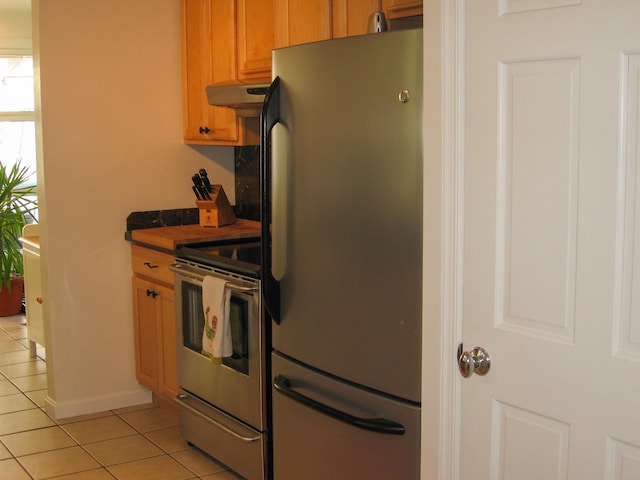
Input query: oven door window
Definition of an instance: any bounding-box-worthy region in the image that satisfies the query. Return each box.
[180,281,250,375]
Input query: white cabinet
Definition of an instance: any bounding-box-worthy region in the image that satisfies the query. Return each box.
[20,224,44,357]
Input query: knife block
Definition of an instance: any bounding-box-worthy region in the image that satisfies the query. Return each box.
[195,185,236,227]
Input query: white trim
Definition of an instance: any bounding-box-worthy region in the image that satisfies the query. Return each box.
[0,111,35,121]
[440,0,464,479]
[0,40,32,53]
[44,387,153,420]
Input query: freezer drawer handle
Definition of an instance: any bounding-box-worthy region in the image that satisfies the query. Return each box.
[273,375,405,435]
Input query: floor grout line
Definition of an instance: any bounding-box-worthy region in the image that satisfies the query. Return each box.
[0,314,241,480]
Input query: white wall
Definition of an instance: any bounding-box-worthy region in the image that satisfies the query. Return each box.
[32,0,237,418]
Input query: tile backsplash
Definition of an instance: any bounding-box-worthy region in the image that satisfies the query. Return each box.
[126,146,261,233]
[234,145,260,221]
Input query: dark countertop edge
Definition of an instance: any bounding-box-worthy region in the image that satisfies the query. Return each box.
[127,238,178,256]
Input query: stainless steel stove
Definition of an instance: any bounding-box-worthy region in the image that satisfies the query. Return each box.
[171,238,269,480]
[176,240,261,277]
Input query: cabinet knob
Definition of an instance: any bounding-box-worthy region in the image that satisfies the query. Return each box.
[199,126,211,134]
[146,289,158,299]
[36,297,43,304]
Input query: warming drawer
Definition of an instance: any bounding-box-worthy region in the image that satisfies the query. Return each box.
[175,391,268,480]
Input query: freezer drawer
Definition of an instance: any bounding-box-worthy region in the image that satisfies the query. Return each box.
[271,352,420,480]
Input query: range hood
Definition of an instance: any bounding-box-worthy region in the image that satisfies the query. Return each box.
[206,83,270,118]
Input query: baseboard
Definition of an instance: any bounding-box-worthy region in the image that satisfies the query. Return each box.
[44,387,153,420]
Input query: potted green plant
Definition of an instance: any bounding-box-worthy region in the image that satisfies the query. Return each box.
[0,161,37,317]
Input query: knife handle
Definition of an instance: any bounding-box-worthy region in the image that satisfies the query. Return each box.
[193,173,211,200]
[201,176,213,193]
[199,169,213,192]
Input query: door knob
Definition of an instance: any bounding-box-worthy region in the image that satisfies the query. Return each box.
[458,344,491,378]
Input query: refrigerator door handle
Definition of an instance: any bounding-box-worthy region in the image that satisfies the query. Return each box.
[273,374,406,435]
[260,76,282,324]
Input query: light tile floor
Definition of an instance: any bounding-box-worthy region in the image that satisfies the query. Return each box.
[0,314,245,480]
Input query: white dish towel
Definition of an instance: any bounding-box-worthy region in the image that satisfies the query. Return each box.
[201,275,232,362]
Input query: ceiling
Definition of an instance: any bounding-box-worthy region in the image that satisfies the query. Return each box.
[0,0,30,13]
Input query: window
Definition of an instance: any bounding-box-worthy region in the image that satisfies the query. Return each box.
[0,55,36,186]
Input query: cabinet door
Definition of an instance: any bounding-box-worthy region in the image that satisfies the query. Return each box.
[182,0,241,144]
[274,0,332,48]
[23,246,44,347]
[237,0,274,81]
[132,276,160,392]
[332,0,378,38]
[132,277,178,399]
[157,283,178,399]
[383,0,422,19]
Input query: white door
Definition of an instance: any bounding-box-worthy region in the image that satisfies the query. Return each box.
[459,1,640,479]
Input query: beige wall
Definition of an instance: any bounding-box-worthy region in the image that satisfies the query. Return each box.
[32,0,237,418]
[0,9,31,50]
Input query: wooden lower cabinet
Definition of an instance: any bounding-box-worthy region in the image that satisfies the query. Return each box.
[131,246,178,404]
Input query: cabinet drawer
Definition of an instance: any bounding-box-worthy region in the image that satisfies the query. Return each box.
[131,245,175,285]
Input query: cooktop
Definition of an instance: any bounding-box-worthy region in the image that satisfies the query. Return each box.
[176,239,261,277]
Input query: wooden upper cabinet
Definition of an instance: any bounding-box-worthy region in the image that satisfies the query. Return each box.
[276,0,424,45]
[237,0,274,81]
[210,0,237,85]
[383,0,422,19]
[181,0,421,145]
[332,0,379,38]
[274,0,333,48]
[181,0,259,145]
[182,0,238,144]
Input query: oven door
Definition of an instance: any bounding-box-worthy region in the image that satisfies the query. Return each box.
[171,262,265,431]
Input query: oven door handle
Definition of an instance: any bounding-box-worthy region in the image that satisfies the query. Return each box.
[170,265,258,293]
[175,394,260,443]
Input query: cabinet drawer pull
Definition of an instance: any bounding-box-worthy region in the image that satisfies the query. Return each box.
[143,262,158,269]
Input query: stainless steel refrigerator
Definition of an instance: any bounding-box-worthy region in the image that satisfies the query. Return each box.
[261,28,423,480]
